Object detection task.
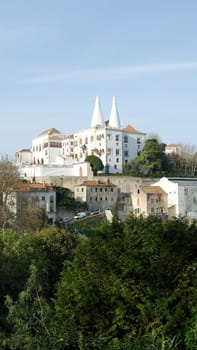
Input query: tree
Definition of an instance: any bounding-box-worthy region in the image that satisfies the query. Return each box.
[166,151,197,177]
[54,186,87,211]
[0,161,20,228]
[16,207,48,233]
[55,216,197,349]
[0,227,82,349]
[85,155,104,175]
[128,139,168,176]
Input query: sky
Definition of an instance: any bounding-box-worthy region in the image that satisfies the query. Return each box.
[1,0,197,158]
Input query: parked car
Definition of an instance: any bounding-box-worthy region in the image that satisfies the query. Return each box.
[74,212,87,219]
[62,217,71,223]
[90,208,100,215]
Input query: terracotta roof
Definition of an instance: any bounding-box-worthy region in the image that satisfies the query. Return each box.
[123,124,142,133]
[17,183,53,192]
[140,185,167,195]
[38,128,62,137]
[166,144,178,147]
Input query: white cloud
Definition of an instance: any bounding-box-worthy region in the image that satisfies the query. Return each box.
[15,61,197,85]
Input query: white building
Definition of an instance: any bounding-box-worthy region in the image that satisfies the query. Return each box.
[131,184,168,218]
[165,144,182,155]
[8,183,57,223]
[62,96,146,174]
[152,177,197,219]
[16,96,146,176]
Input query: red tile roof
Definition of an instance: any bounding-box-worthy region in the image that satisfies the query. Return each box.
[17,183,53,192]
[123,124,141,133]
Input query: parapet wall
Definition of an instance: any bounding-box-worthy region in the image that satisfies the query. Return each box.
[26,174,155,193]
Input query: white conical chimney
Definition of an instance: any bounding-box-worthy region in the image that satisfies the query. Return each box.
[109,96,121,128]
[91,96,104,127]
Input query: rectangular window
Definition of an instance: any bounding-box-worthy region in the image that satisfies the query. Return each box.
[124,136,128,143]
[124,150,128,157]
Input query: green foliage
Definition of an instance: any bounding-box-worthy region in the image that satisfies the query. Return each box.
[85,155,104,175]
[0,161,20,228]
[166,152,197,177]
[69,215,106,236]
[127,139,168,176]
[0,227,81,348]
[54,186,87,210]
[124,138,197,177]
[55,216,197,349]
[0,217,196,348]
[5,266,56,349]
[16,207,48,233]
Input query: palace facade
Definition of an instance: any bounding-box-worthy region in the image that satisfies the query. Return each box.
[16,96,146,176]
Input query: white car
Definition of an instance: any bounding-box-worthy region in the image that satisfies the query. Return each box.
[74,212,86,219]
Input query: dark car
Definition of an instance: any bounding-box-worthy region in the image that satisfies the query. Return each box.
[62,217,71,223]
[90,208,100,215]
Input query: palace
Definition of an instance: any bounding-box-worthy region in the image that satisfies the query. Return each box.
[16,96,146,176]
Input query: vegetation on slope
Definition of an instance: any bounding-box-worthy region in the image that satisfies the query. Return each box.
[0,215,196,349]
[124,138,197,177]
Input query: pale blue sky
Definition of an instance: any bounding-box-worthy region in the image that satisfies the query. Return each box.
[1,0,197,157]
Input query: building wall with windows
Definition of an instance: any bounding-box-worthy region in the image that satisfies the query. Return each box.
[31,128,64,165]
[16,97,146,175]
[74,180,119,211]
[132,185,168,217]
[165,144,182,155]
[152,177,197,219]
[8,183,56,223]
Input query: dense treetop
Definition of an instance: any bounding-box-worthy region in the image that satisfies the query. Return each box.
[0,215,196,349]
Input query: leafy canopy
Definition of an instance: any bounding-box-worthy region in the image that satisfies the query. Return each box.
[85,155,104,175]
